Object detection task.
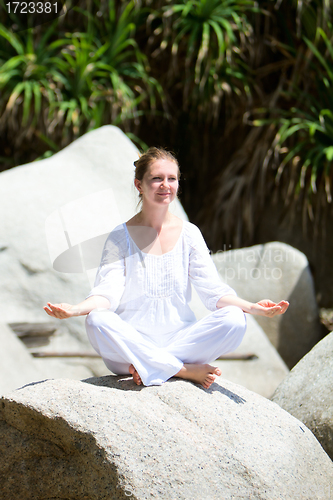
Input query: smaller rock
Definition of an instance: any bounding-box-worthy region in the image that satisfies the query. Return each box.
[214,314,289,398]
[212,242,322,368]
[190,287,289,398]
[272,331,333,460]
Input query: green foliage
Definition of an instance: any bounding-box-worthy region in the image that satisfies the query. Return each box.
[190,0,333,250]
[168,0,254,74]
[147,0,256,118]
[0,22,64,137]
[254,22,333,214]
[0,0,161,164]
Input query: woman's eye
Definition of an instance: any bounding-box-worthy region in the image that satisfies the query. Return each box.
[152,176,177,180]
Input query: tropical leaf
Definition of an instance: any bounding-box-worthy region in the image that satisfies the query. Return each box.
[0,20,65,150]
[147,0,256,117]
[247,15,333,239]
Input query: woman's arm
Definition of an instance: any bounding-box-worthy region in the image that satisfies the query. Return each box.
[216,294,289,317]
[44,295,110,319]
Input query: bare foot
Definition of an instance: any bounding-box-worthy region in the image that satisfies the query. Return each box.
[129,364,142,386]
[175,363,221,389]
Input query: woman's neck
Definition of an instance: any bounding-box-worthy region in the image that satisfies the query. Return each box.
[136,205,172,233]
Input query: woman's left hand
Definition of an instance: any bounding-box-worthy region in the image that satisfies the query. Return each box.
[252,299,289,317]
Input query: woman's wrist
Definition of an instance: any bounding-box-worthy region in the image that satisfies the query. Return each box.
[216,295,254,313]
[73,296,111,316]
[70,305,81,316]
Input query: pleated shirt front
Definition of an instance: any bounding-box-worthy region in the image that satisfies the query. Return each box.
[87,221,236,339]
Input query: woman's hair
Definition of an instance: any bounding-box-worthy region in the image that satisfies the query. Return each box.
[134,147,181,206]
[134,147,180,181]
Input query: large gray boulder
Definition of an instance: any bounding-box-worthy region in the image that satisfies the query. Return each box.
[0,125,187,332]
[272,331,333,460]
[1,377,332,499]
[0,126,187,383]
[212,242,322,367]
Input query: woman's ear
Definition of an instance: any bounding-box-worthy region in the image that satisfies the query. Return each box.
[134,178,142,193]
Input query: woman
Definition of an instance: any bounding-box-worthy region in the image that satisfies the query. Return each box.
[44,147,289,389]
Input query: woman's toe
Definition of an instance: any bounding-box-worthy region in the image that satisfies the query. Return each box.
[129,364,135,375]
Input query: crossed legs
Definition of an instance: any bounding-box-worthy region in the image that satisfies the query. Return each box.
[85,305,246,388]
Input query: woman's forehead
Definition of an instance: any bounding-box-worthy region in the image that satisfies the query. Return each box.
[148,159,178,175]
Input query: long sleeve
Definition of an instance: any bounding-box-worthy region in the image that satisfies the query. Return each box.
[188,224,236,311]
[86,226,126,312]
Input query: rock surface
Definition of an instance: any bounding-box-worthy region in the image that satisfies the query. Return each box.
[1,377,332,499]
[272,331,333,460]
[212,242,322,367]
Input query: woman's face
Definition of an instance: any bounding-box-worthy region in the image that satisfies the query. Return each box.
[136,159,179,207]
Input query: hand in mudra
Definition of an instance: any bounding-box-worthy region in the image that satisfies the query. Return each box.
[44,302,77,319]
[254,299,289,317]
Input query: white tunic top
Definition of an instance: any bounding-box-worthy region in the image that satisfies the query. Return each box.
[87,221,236,337]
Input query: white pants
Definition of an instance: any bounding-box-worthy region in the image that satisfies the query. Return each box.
[85,306,247,386]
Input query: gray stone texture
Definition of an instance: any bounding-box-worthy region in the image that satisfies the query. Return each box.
[0,377,332,499]
[272,331,333,460]
[212,242,322,368]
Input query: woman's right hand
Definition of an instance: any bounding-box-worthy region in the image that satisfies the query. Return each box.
[44,302,77,319]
